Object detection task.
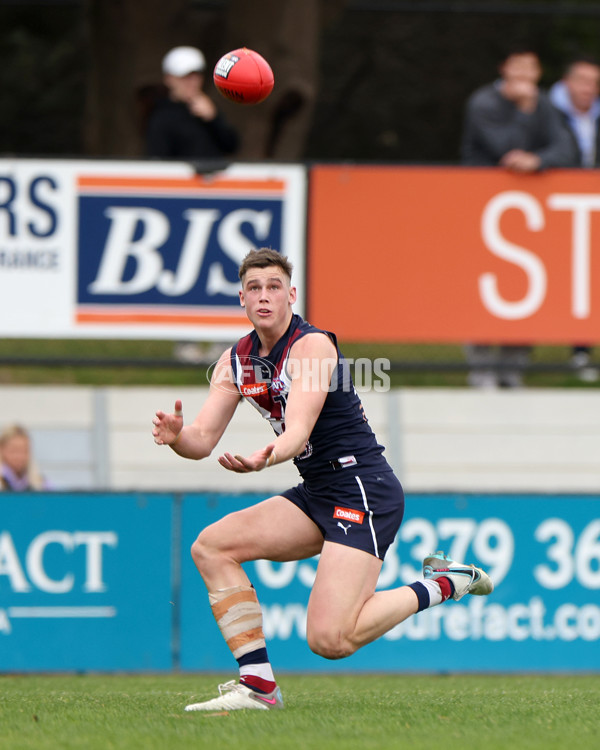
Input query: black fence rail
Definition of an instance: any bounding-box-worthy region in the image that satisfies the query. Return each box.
[0,355,594,375]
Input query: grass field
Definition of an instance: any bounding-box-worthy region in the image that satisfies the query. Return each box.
[1,673,599,750]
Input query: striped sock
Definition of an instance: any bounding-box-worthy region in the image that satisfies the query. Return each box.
[408,578,453,612]
[209,585,276,693]
[238,646,276,693]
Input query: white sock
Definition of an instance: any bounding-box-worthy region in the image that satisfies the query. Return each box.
[420,579,443,607]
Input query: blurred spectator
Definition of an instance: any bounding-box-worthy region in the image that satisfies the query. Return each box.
[0,424,51,491]
[146,46,238,364]
[462,47,576,171]
[461,47,577,388]
[146,46,239,160]
[550,56,600,383]
[550,56,600,166]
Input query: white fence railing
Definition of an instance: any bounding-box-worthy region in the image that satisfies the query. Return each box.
[2,385,599,493]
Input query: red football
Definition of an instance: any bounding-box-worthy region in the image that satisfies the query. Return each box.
[213,47,274,105]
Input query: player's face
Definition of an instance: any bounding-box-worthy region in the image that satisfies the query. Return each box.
[239,266,296,331]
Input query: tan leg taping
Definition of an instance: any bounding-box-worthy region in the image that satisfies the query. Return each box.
[208,586,266,660]
[211,589,258,621]
[208,585,250,606]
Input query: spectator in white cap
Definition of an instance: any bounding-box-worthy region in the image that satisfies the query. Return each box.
[146,45,239,159]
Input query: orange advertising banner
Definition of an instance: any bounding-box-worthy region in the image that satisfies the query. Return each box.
[308,166,600,344]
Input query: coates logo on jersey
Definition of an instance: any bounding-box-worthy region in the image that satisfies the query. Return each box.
[240,383,269,397]
[333,507,365,524]
[75,173,285,330]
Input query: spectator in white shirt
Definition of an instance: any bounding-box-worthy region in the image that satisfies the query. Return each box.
[550,56,600,381]
[550,56,600,166]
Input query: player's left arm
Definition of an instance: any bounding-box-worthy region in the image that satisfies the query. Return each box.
[218,332,337,473]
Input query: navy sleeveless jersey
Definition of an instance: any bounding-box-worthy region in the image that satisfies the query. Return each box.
[230,314,388,481]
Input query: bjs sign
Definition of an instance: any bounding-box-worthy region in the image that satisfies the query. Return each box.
[0,161,306,340]
[309,166,600,344]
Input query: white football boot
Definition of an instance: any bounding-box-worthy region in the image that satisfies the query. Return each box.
[423,551,494,601]
[185,680,284,712]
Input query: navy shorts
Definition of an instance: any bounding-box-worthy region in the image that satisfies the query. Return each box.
[281,469,404,560]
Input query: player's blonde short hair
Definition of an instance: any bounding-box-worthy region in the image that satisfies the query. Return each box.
[238,248,293,283]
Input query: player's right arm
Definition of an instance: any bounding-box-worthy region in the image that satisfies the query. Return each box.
[152,348,241,460]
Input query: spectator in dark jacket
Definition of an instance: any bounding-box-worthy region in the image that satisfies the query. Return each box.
[461,48,577,388]
[146,46,239,160]
[146,46,239,364]
[462,48,576,172]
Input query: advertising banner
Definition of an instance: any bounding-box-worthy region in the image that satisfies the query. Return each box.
[2,492,598,672]
[309,166,600,344]
[0,160,306,340]
[180,492,600,673]
[0,493,173,671]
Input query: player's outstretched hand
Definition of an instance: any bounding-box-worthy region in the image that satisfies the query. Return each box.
[153,399,184,446]
[218,444,276,473]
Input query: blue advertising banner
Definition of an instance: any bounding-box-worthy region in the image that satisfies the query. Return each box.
[0,493,173,671]
[73,167,305,340]
[2,492,598,672]
[78,194,283,307]
[180,493,600,673]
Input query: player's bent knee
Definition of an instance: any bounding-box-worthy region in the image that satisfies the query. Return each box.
[190,527,220,570]
[190,523,242,576]
[307,630,354,660]
[190,536,205,569]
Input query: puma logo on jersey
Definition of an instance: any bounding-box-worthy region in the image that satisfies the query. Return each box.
[337,522,351,535]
